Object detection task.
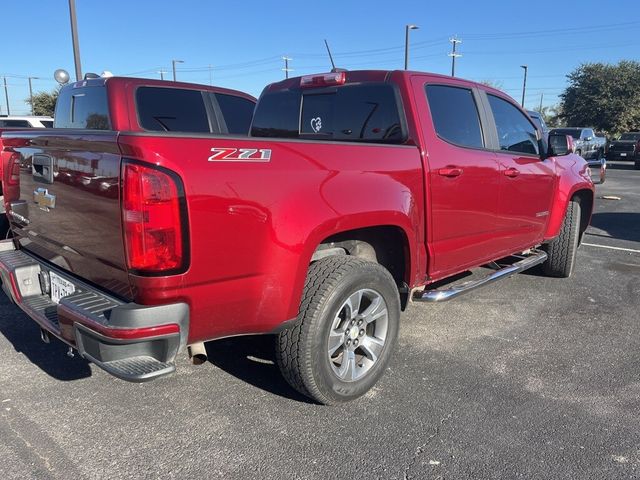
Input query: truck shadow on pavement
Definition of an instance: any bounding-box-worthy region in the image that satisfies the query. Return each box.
[0,295,92,381]
[205,335,316,403]
[587,212,640,243]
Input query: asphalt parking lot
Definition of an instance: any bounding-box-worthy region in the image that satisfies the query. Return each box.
[1,162,638,480]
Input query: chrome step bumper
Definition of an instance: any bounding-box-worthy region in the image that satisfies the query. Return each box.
[414,250,548,303]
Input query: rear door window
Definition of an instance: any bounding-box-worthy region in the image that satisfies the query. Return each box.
[55,86,111,129]
[425,85,484,148]
[214,93,255,135]
[487,94,539,156]
[136,87,211,133]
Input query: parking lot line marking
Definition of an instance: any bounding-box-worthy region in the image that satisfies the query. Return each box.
[582,242,640,253]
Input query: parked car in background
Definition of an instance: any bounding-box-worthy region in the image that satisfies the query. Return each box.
[0,115,54,128]
[549,127,605,160]
[0,71,594,405]
[527,110,549,137]
[607,132,640,167]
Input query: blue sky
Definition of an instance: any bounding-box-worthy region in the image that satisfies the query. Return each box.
[2,0,639,115]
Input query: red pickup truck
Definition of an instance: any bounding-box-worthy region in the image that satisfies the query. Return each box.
[0,71,593,404]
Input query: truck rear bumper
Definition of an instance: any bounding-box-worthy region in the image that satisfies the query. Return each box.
[0,240,189,382]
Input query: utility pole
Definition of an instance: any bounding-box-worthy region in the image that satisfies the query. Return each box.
[3,77,9,115]
[208,64,213,85]
[28,77,38,115]
[520,65,528,108]
[172,59,184,81]
[68,0,83,81]
[404,24,419,70]
[282,56,293,79]
[448,37,462,77]
[158,70,167,80]
[538,92,544,112]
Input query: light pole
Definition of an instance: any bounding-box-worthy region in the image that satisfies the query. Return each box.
[520,65,528,108]
[404,24,419,70]
[158,70,167,80]
[28,77,39,115]
[172,60,184,81]
[68,0,82,81]
[3,77,9,115]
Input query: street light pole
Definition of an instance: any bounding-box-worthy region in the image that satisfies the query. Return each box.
[28,77,38,115]
[172,60,184,81]
[3,77,9,115]
[68,0,83,81]
[404,24,419,70]
[520,65,528,108]
[158,70,166,81]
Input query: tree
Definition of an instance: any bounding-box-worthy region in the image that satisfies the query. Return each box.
[540,104,563,128]
[560,61,640,136]
[25,88,59,117]
[479,79,505,91]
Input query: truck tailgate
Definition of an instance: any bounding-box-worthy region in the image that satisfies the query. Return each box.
[3,130,131,299]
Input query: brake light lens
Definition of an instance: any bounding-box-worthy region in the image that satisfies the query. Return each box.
[122,162,187,273]
[300,72,346,88]
[7,151,21,186]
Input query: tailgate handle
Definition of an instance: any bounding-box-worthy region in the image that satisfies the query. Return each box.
[32,154,54,184]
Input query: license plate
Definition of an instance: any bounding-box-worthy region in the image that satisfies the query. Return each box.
[620,153,627,157]
[50,271,76,304]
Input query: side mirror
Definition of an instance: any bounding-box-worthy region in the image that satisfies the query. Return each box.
[548,134,575,157]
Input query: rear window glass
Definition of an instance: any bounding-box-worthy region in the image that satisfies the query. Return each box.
[251,84,405,144]
[55,86,110,129]
[550,128,581,139]
[426,85,484,148]
[0,120,32,127]
[215,93,255,135]
[620,133,640,141]
[137,87,210,133]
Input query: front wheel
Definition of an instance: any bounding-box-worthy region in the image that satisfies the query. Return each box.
[276,256,400,405]
[541,199,581,278]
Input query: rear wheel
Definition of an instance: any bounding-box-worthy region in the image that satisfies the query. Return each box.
[635,160,640,170]
[276,256,400,405]
[541,199,581,278]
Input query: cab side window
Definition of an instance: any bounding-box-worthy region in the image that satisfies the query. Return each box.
[426,85,484,149]
[487,94,539,156]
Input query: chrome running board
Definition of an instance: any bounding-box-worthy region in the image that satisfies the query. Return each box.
[414,250,548,303]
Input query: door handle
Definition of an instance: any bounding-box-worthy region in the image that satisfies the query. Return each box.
[438,167,463,178]
[504,168,520,178]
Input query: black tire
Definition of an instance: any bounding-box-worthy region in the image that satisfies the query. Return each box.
[541,199,581,278]
[276,256,400,405]
[635,160,640,170]
[575,149,582,157]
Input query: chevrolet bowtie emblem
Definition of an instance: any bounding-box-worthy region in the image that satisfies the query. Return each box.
[33,187,56,211]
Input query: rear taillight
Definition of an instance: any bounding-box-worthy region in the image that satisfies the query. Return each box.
[122,161,188,273]
[7,151,21,186]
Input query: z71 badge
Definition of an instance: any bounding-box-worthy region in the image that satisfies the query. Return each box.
[208,147,272,162]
